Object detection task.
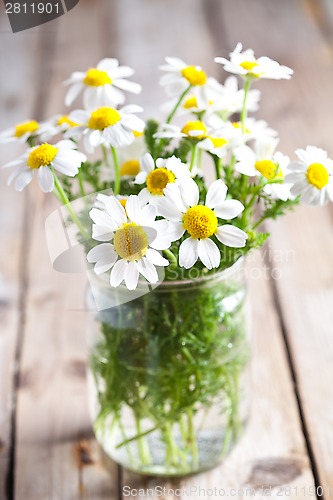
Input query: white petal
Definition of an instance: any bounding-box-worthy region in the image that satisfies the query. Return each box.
[104,197,127,227]
[89,208,113,227]
[15,170,34,191]
[137,204,157,225]
[124,261,139,290]
[38,166,54,193]
[138,188,152,205]
[113,79,142,94]
[197,238,220,269]
[110,259,128,287]
[179,178,199,207]
[137,258,158,283]
[216,225,247,248]
[125,195,142,223]
[140,153,155,173]
[165,221,185,241]
[65,83,83,106]
[87,243,116,263]
[214,200,244,220]
[205,179,228,208]
[92,224,113,242]
[134,171,147,185]
[145,248,169,266]
[157,195,183,222]
[179,238,199,269]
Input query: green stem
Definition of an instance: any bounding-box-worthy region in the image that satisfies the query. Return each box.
[52,169,90,240]
[135,415,151,466]
[163,248,177,265]
[102,144,109,165]
[189,143,197,172]
[252,214,268,230]
[187,409,199,468]
[110,146,120,195]
[214,156,223,180]
[77,169,86,197]
[240,78,251,135]
[166,84,192,124]
[116,425,159,449]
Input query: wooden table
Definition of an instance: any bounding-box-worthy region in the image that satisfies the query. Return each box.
[1,0,333,498]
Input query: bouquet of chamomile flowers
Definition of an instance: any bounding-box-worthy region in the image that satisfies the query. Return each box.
[2,45,333,475]
[1,45,332,290]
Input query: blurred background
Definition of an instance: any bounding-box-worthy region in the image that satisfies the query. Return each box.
[1,0,333,498]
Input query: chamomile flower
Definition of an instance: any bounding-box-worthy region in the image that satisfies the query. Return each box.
[66,105,145,153]
[135,153,191,205]
[46,114,81,137]
[207,117,277,144]
[235,138,292,200]
[87,195,172,290]
[64,58,142,109]
[155,121,208,141]
[0,119,56,144]
[119,132,145,178]
[158,179,247,270]
[285,146,333,205]
[2,140,86,193]
[215,43,293,80]
[198,132,230,158]
[159,57,218,108]
[210,76,261,116]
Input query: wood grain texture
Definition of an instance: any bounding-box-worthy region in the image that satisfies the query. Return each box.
[0,3,40,496]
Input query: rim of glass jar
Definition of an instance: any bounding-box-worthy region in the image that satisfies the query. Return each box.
[88,256,245,293]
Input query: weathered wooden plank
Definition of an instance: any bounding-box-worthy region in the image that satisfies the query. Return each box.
[0,4,40,497]
[13,2,119,498]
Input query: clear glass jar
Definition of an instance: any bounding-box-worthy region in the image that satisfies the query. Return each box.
[86,258,251,476]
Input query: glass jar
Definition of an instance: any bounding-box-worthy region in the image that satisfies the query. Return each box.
[86,258,251,476]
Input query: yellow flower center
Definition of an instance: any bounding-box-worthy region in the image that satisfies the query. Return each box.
[232,121,250,134]
[120,160,140,177]
[146,168,176,195]
[306,163,329,189]
[183,96,198,109]
[181,121,207,140]
[133,130,144,138]
[208,137,228,148]
[83,68,112,87]
[27,144,58,170]
[255,160,283,181]
[113,222,148,261]
[14,120,39,138]
[88,107,121,130]
[181,66,207,86]
[183,205,218,239]
[240,61,259,72]
[57,115,78,128]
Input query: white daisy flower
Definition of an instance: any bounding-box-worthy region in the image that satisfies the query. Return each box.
[2,140,86,193]
[157,179,248,270]
[207,117,277,144]
[235,138,292,200]
[66,105,145,153]
[119,132,145,178]
[215,43,293,80]
[0,119,56,144]
[87,195,172,290]
[285,146,333,205]
[134,153,191,205]
[45,114,81,138]
[155,120,208,141]
[159,57,218,108]
[64,58,142,109]
[198,132,230,159]
[209,76,261,116]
